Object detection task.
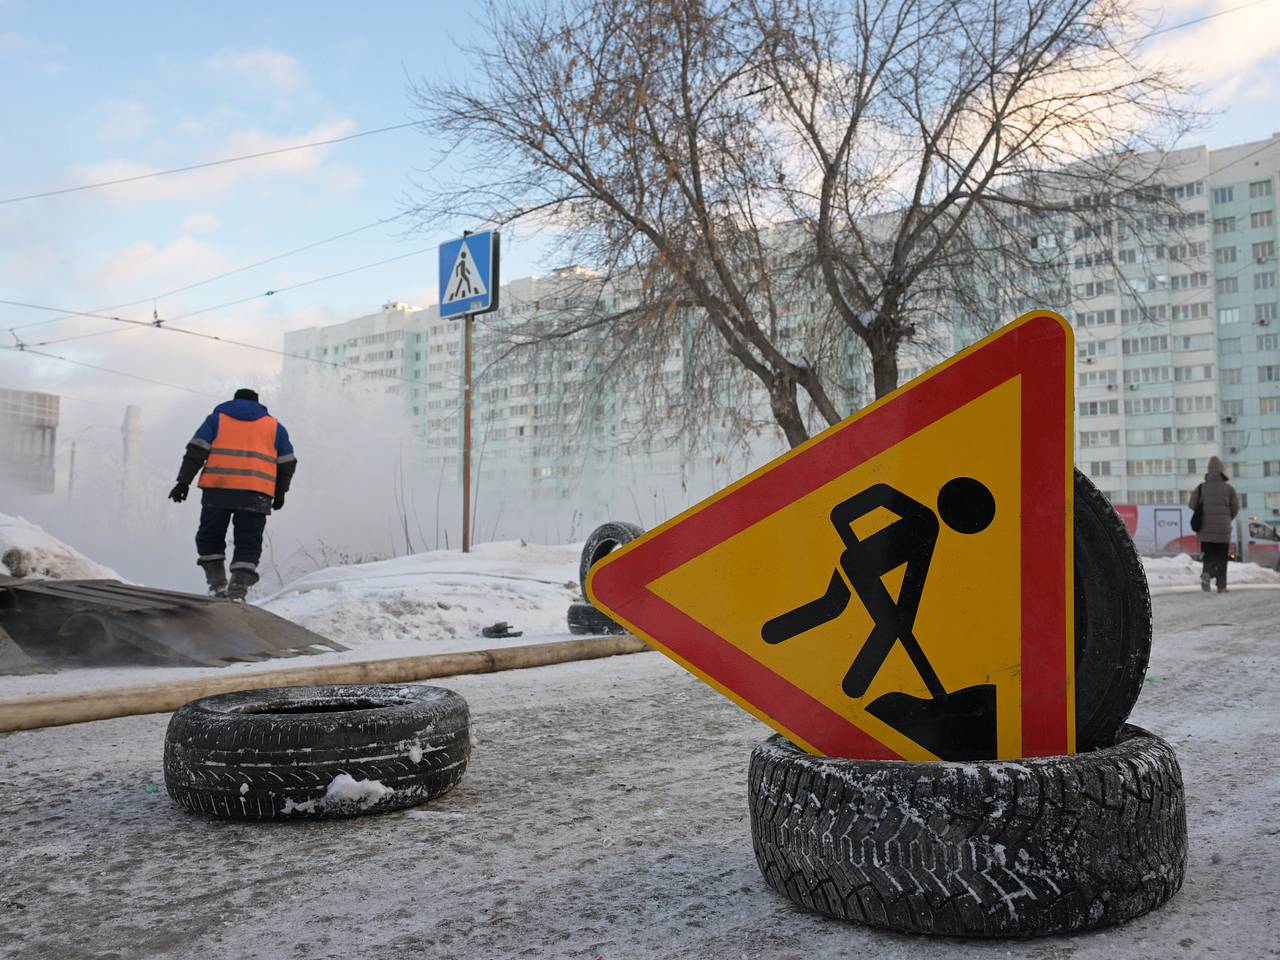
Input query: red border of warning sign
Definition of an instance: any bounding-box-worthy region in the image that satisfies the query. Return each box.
[589,311,1073,760]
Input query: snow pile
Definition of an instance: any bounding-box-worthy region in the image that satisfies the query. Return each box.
[1142,553,1280,588]
[261,540,583,649]
[0,512,122,581]
[280,773,394,815]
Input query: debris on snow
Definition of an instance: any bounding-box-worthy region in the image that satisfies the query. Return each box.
[259,540,582,650]
[0,512,123,582]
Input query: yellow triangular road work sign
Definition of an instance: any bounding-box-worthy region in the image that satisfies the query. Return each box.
[588,311,1074,761]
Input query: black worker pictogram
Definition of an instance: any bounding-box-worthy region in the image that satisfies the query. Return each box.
[760,477,999,760]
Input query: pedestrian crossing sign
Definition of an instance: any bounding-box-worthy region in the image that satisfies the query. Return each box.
[439,231,500,318]
[587,311,1075,762]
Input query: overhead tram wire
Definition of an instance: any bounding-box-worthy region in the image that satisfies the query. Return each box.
[3,244,438,351]
[0,121,420,206]
[0,345,222,398]
[5,213,409,336]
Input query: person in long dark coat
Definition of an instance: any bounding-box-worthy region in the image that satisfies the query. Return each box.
[1188,455,1240,592]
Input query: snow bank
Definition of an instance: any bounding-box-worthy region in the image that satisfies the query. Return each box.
[0,512,122,581]
[260,540,583,650]
[1142,553,1280,588]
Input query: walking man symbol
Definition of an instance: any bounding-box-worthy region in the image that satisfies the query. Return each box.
[450,248,476,301]
[760,477,999,760]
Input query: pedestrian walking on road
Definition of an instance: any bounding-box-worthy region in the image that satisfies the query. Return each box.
[168,388,296,600]
[1189,455,1239,593]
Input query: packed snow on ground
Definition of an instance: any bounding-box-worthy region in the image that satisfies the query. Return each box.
[3,590,1278,959]
[0,511,122,581]
[259,540,583,650]
[1142,552,1280,589]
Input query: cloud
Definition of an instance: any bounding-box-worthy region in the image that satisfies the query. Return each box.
[64,117,359,204]
[180,212,221,234]
[96,100,153,144]
[208,48,306,96]
[92,235,231,290]
[1143,0,1280,105]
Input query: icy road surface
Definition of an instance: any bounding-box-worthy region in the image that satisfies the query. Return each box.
[1,591,1276,960]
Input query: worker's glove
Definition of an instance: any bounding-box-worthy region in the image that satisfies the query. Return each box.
[168,482,189,503]
[273,493,286,511]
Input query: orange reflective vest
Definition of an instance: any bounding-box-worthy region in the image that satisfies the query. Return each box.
[198,414,280,496]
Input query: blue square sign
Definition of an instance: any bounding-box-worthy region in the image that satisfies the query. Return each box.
[438,231,500,318]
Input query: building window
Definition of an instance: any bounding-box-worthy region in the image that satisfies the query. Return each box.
[1175,395,1214,413]
[1079,399,1119,416]
[1259,334,1280,351]
[1253,241,1277,262]
[1176,426,1215,443]
[1088,461,1113,477]
[1079,429,1121,447]
[1127,427,1172,445]
[1261,397,1280,414]
[1258,303,1278,323]
[1264,428,1280,444]
[1252,211,1275,228]
[1213,187,1234,204]
[1221,338,1242,354]
[1250,179,1274,199]
[1256,271,1277,290]
[1217,276,1239,294]
[1260,365,1280,382]
[1173,364,1214,382]
[1216,246,1238,264]
[1264,461,1280,477]
[1222,399,1244,417]
[1214,217,1236,234]
[1222,367,1242,384]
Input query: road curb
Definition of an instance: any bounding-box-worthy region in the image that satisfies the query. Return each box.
[0,633,649,734]
[1149,582,1280,596]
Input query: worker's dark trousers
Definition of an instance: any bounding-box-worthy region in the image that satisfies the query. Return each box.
[1200,541,1229,590]
[196,506,268,571]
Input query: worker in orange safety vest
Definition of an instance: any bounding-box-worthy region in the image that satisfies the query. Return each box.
[168,388,296,599]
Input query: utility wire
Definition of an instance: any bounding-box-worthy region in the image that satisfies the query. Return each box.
[0,121,419,206]
[3,244,437,350]
[6,213,407,335]
[1142,0,1275,39]
[0,345,222,397]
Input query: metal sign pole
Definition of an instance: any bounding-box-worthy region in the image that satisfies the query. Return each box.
[462,311,474,553]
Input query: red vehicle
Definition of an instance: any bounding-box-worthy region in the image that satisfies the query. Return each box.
[1112,504,1280,568]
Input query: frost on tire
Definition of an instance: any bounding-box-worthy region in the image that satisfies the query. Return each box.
[164,684,470,820]
[567,600,625,635]
[748,726,1186,937]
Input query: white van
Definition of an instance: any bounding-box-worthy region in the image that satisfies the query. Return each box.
[1112,504,1280,569]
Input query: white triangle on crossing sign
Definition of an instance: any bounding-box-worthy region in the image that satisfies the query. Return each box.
[442,239,487,305]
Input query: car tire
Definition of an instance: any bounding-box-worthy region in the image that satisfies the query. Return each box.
[579,521,645,597]
[749,725,1186,937]
[1073,469,1152,749]
[164,684,469,820]
[566,601,626,636]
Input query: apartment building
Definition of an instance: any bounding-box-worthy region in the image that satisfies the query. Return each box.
[1068,135,1279,518]
[282,135,1280,523]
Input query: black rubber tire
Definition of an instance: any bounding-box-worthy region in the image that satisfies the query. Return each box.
[1073,469,1152,749]
[749,725,1186,937]
[566,600,626,636]
[164,684,469,820]
[579,521,644,597]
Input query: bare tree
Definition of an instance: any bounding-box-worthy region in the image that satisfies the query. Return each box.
[411,0,1196,448]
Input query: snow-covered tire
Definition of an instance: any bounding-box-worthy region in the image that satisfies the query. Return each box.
[579,521,644,597]
[748,725,1186,937]
[164,684,469,820]
[1074,469,1152,749]
[567,601,626,636]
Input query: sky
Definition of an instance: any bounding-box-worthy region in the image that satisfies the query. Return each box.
[0,0,1278,410]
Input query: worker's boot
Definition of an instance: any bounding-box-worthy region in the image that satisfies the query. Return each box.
[225,566,259,602]
[198,559,228,598]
